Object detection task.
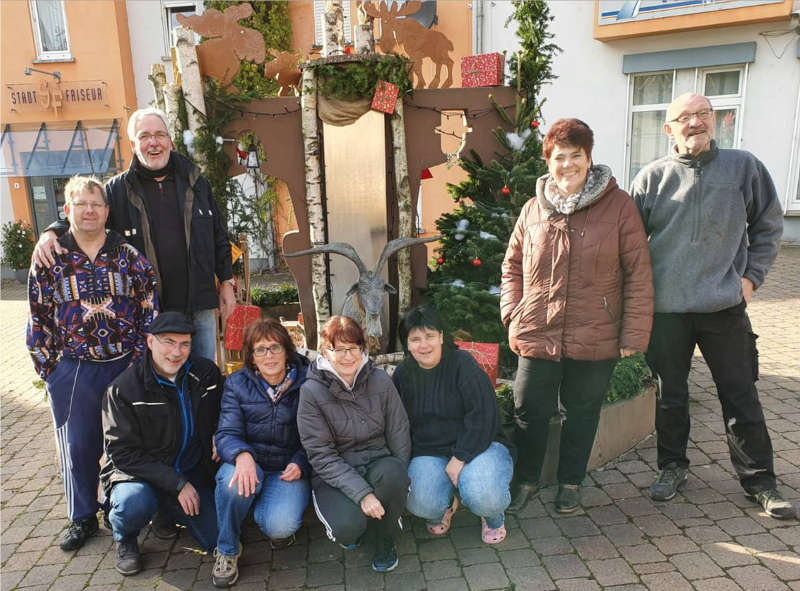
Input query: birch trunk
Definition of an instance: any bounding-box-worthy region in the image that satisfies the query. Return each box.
[162,82,182,144]
[174,27,206,140]
[390,98,414,319]
[300,67,331,336]
[149,64,167,111]
[322,0,345,57]
[354,22,374,55]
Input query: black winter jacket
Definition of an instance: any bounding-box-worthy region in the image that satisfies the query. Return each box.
[297,357,410,504]
[100,353,224,495]
[46,152,233,313]
[215,353,310,475]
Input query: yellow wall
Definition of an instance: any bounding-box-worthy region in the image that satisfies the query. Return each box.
[1,0,137,225]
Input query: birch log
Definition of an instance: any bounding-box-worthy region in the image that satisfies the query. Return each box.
[162,82,182,144]
[322,0,345,57]
[149,64,167,111]
[300,66,331,336]
[390,98,414,319]
[354,3,375,55]
[174,27,206,136]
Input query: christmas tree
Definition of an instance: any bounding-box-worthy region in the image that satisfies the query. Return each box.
[427,0,559,373]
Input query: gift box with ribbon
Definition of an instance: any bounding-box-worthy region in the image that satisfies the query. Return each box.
[455,341,500,387]
[461,52,505,88]
[371,80,399,114]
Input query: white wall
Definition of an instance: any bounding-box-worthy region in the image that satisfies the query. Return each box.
[480,1,800,241]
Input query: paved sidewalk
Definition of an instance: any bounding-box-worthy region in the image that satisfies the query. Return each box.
[2,247,799,591]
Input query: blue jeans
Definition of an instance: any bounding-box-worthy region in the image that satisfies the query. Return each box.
[407,442,513,529]
[191,308,218,362]
[109,469,218,551]
[215,462,310,557]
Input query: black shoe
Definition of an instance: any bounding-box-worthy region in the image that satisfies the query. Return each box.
[507,481,540,514]
[60,516,99,551]
[115,539,142,576]
[748,489,797,520]
[270,534,296,550]
[150,511,178,539]
[555,485,580,514]
[371,536,398,573]
[649,463,688,501]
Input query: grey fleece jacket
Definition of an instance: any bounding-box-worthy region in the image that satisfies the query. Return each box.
[630,142,782,314]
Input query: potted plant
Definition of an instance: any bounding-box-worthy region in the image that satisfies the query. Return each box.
[1,220,35,284]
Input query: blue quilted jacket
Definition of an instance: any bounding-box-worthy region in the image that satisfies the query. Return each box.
[215,353,310,475]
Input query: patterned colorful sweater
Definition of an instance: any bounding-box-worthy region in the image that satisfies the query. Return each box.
[27,230,158,379]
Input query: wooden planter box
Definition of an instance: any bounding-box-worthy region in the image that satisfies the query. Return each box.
[538,383,656,484]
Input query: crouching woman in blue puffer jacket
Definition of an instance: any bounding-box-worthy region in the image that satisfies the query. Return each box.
[211,318,310,588]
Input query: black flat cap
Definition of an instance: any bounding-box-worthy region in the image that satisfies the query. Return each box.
[148,311,195,335]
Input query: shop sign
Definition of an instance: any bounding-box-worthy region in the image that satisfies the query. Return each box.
[7,79,108,116]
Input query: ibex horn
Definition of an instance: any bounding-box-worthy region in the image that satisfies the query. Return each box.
[374,235,441,274]
[284,242,368,275]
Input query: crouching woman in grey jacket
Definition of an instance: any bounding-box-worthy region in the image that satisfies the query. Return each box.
[298,316,410,574]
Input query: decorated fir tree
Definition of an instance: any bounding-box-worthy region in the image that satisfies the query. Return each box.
[426,0,558,372]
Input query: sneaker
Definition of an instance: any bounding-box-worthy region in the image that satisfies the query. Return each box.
[371,536,398,573]
[748,489,797,520]
[507,481,539,514]
[555,484,580,514]
[60,516,99,551]
[150,511,179,539]
[338,535,363,551]
[115,539,142,576]
[270,534,296,550]
[649,463,688,501]
[212,548,240,588]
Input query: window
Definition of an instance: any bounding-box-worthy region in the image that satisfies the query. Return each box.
[29,0,71,61]
[314,0,352,47]
[787,88,800,212]
[627,72,674,185]
[702,67,746,150]
[162,2,200,55]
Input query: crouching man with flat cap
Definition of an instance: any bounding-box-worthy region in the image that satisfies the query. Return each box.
[101,312,224,575]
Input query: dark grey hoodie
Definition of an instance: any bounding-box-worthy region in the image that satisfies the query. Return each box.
[631,142,782,314]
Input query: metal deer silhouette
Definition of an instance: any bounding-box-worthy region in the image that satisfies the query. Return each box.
[285,236,439,352]
[264,49,302,97]
[362,0,453,89]
[177,3,265,91]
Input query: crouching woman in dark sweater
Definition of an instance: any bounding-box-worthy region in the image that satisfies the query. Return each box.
[392,306,514,545]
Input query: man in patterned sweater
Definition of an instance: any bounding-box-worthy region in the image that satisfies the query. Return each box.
[27,176,158,551]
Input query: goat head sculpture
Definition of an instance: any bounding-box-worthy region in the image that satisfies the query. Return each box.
[285,236,440,352]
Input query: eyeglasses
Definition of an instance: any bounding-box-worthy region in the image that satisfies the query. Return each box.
[253,344,284,357]
[327,346,362,360]
[154,335,191,351]
[668,109,713,124]
[69,200,107,210]
[137,131,170,143]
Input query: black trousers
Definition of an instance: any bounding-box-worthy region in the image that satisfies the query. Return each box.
[311,456,410,546]
[513,356,617,485]
[647,301,775,494]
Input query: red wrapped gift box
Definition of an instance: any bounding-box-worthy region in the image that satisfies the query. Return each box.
[455,341,499,387]
[225,304,261,351]
[371,80,399,114]
[461,52,505,88]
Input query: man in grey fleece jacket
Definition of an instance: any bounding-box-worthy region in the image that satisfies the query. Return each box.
[631,92,793,520]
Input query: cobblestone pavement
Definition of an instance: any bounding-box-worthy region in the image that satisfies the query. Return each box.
[2,247,799,591]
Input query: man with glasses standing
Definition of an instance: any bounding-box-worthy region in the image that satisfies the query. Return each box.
[631,93,793,519]
[27,176,158,551]
[33,107,235,363]
[101,312,224,575]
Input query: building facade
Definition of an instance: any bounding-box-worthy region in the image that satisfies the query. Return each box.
[480,0,800,242]
[1,0,138,256]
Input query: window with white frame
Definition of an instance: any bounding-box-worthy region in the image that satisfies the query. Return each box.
[162,1,200,56]
[29,0,71,61]
[627,71,674,185]
[313,0,352,46]
[788,87,800,211]
[701,66,746,150]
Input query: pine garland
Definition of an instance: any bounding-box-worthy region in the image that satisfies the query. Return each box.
[308,55,413,102]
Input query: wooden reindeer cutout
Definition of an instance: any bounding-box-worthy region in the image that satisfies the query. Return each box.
[177,3,265,91]
[362,0,453,89]
[264,49,302,97]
